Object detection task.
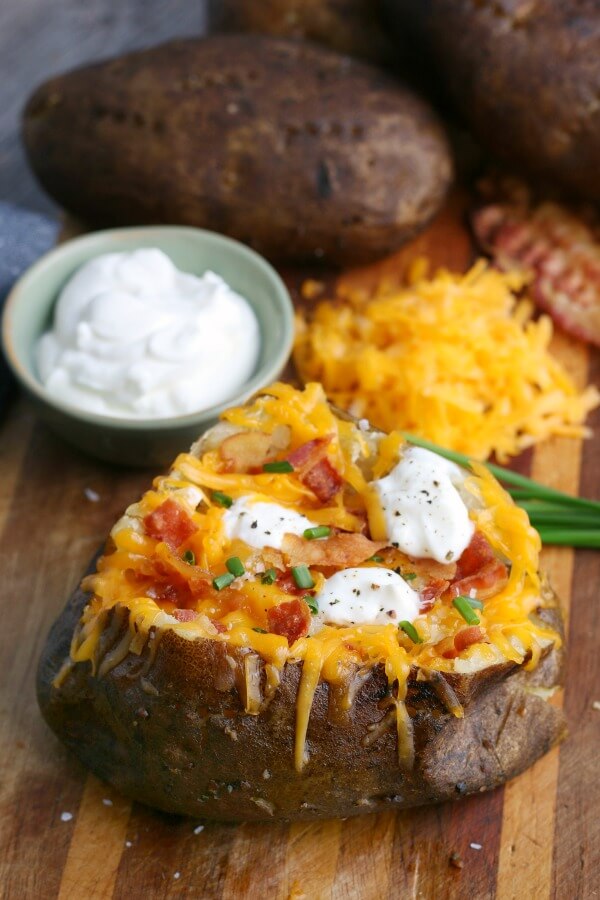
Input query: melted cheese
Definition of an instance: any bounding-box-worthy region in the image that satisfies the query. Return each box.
[72,381,560,772]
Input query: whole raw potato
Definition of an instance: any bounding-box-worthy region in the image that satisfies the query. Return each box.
[208,0,395,65]
[387,0,600,201]
[22,36,453,265]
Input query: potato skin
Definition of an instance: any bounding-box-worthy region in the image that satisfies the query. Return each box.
[208,0,394,66]
[22,35,453,266]
[388,0,600,202]
[37,565,566,822]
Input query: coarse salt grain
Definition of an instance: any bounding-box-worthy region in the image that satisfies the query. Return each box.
[60,812,73,822]
[84,488,100,502]
[173,872,181,880]
[102,798,113,807]
[470,842,482,850]
[592,700,600,711]
[125,841,132,848]
[193,825,204,835]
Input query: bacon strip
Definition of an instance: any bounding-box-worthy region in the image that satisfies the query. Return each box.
[267,598,311,643]
[473,197,600,347]
[281,532,386,568]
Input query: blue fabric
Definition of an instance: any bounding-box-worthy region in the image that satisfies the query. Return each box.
[0,202,59,414]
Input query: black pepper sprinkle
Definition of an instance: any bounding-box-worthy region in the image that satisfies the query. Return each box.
[394,511,401,517]
[251,521,258,529]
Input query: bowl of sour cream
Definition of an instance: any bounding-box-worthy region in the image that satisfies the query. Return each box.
[2,227,294,465]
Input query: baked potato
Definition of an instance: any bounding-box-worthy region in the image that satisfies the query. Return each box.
[387,0,600,202]
[38,383,566,821]
[22,35,452,266]
[208,0,395,66]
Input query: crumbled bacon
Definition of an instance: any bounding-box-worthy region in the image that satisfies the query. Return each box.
[143,498,198,549]
[302,458,343,502]
[211,619,227,633]
[449,532,508,601]
[267,598,311,643]
[419,579,450,612]
[287,437,330,471]
[172,608,198,622]
[454,626,485,654]
[472,194,600,346]
[287,437,343,502]
[282,532,385,568]
[454,532,496,580]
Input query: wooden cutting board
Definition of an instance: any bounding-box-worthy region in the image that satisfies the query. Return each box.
[0,194,598,900]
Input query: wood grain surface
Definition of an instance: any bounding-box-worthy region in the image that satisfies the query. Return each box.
[0,200,598,899]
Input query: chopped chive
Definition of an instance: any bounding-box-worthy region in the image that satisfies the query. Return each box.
[303,525,331,540]
[399,621,422,643]
[212,572,235,591]
[261,568,277,585]
[262,460,294,473]
[368,554,384,562]
[212,490,233,508]
[253,627,268,634]
[226,556,245,577]
[456,595,484,610]
[402,572,417,582]
[453,596,480,625]
[292,565,314,590]
[182,549,195,565]
[305,595,319,615]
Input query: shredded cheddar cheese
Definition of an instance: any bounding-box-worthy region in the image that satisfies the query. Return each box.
[294,261,599,461]
[68,383,561,772]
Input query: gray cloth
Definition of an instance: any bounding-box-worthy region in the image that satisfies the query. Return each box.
[0,202,59,413]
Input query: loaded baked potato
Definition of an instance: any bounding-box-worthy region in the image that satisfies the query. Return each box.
[38,383,566,821]
[22,35,452,266]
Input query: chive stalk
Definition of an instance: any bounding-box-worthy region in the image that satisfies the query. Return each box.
[212,491,233,508]
[213,573,235,591]
[261,568,277,585]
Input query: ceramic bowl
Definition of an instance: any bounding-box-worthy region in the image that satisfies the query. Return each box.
[2,226,294,466]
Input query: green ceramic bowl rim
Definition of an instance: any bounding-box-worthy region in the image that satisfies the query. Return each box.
[2,225,295,431]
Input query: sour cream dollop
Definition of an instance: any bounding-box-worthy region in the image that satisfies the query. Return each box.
[316,567,420,626]
[372,446,474,564]
[222,496,316,551]
[36,248,261,418]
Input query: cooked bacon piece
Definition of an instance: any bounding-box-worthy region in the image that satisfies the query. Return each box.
[454,626,485,654]
[282,532,386,568]
[473,198,600,346]
[267,598,311,643]
[303,458,343,502]
[143,498,198,549]
[172,608,198,622]
[454,532,496,580]
[287,437,330,471]
[420,579,450,612]
[211,619,227,633]
[287,437,343,502]
[450,559,509,601]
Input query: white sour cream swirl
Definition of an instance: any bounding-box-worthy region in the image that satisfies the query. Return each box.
[36,248,260,419]
[372,446,474,564]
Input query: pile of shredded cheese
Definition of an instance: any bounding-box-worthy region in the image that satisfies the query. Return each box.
[294,261,599,461]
